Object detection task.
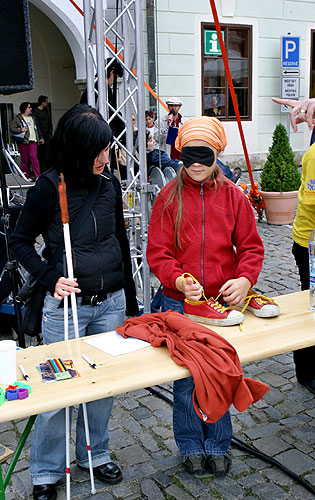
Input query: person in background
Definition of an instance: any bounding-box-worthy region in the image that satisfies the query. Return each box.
[145,110,158,144]
[32,95,53,173]
[154,97,185,160]
[272,97,315,132]
[10,102,42,180]
[132,113,137,132]
[80,58,125,176]
[291,141,315,395]
[208,94,223,117]
[273,96,315,395]
[11,104,139,500]
[80,58,124,141]
[146,130,181,174]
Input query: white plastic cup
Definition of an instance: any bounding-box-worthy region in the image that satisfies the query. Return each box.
[0,340,17,385]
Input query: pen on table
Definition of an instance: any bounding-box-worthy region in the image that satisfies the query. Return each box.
[19,364,30,381]
[48,358,60,373]
[58,358,67,371]
[81,354,97,369]
[54,358,64,372]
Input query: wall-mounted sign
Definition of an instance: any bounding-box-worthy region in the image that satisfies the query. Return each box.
[281,76,300,99]
[281,36,300,68]
[204,30,225,56]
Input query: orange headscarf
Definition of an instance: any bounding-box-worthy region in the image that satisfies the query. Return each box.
[175,116,227,153]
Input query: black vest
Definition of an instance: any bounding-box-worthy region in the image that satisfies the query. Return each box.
[42,169,125,295]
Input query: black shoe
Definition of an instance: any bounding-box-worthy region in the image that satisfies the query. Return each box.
[77,462,123,484]
[33,484,57,500]
[300,379,315,395]
[182,454,206,475]
[205,454,231,476]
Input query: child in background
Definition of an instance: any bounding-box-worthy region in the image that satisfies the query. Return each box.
[146,116,266,475]
[145,110,157,140]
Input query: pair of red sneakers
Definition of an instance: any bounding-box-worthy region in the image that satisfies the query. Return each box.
[184,289,280,327]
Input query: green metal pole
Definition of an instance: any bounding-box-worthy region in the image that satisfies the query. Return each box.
[0,461,5,500]
[3,415,36,492]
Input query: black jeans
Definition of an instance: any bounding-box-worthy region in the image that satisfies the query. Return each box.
[292,241,315,383]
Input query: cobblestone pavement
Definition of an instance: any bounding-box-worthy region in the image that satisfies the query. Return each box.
[1,172,315,499]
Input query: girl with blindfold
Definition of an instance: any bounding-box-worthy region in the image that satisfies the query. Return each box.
[147,116,265,476]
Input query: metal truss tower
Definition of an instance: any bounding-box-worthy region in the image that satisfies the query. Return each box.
[82,0,151,313]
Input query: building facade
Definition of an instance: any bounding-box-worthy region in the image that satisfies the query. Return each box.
[1,0,315,167]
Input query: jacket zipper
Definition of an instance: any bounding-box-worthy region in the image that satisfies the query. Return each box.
[200,184,205,287]
[91,209,104,290]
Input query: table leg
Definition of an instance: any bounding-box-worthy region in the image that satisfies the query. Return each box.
[0,462,5,500]
[1,415,36,498]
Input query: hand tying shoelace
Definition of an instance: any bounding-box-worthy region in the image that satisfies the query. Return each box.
[181,273,244,327]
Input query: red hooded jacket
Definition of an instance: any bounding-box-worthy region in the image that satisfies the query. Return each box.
[147,170,264,301]
[117,311,269,423]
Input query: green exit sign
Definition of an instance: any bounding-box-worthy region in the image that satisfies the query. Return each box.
[204,30,224,55]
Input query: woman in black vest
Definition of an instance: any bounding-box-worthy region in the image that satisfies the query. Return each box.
[11,104,138,500]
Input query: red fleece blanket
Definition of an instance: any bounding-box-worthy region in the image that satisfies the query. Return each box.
[116,311,269,423]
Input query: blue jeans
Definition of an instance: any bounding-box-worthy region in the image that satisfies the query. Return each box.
[30,289,126,485]
[162,294,232,457]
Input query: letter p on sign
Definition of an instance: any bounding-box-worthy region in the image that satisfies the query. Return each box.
[285,40,296,58]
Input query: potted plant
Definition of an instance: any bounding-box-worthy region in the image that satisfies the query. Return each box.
[260,123,301,225]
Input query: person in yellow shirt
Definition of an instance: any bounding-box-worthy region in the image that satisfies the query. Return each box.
[292,142,315,394]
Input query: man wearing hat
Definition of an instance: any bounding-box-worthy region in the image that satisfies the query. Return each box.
[154,97,185,160]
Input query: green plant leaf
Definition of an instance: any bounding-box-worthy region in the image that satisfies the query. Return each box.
[260,123,301,192]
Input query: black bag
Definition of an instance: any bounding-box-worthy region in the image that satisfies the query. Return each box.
[17,276,46,337]
[17,176,102,337]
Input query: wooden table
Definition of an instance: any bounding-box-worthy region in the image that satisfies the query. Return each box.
[0,290,314,498]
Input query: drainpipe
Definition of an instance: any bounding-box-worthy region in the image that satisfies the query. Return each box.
[146,0,156,111]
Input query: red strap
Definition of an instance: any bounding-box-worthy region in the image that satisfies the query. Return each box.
[208,1,264,217]
[208,0,254,185]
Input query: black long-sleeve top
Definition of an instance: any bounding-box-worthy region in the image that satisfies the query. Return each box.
[10,170,139,316]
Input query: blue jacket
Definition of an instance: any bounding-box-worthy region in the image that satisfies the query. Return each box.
[147,149,181,173]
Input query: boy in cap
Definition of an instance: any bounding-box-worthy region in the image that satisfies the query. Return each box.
[154,97,185,160]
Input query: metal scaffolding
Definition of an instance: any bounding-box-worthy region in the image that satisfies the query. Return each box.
[82,0,151,313]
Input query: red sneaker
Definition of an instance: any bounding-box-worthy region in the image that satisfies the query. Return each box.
[184,298,244,327]
[242,290,280,318]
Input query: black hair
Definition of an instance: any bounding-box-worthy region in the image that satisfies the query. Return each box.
[145,110,155,119]
[50,104,112,184]
[38,95,48,105]
[106,57,123,79]
[19,102,30,114]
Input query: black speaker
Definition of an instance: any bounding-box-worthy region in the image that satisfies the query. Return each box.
[0,0,34,95]
[0,103,14,173]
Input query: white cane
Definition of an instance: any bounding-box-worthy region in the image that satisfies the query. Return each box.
[64,295,71,500]
[59,174,96,495]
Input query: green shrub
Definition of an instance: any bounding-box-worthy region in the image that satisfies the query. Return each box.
[260,123,301,192]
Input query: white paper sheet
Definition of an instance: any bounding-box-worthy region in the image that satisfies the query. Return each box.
[83,331,150,357]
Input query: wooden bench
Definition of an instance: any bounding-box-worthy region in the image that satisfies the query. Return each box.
[0,290,314,424]
[0,290,314,499]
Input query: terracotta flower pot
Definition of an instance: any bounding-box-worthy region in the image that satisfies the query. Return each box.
[260,190,298,225]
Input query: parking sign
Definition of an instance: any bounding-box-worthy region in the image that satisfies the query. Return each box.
[281,36,300,68]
